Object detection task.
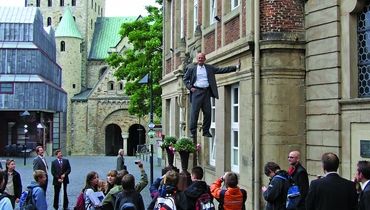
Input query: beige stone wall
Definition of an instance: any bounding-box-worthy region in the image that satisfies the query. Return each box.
[305,0,341,179]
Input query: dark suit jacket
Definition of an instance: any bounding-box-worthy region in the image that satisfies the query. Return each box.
[183,63,237,100]
[290,162,309,209]
[305,173,358,210]
[51,158,71,185]
[359,181,370,210]
[33,156,48,173]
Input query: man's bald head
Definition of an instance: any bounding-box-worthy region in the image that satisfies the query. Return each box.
[288,150,301,166]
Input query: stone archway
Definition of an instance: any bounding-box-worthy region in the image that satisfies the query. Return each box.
[127,124,146,156]
[105,124,123,156]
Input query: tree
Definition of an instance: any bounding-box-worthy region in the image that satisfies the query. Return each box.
[106,0,163,119]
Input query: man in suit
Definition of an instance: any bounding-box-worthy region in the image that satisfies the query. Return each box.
[183,52,239,138]
[287,150,309,210]
[51,149,71,210]
[33,146,48,193]
[306,152,358,210]
[356,160,370,210]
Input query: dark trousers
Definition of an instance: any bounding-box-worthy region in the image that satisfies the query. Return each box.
[53,183,69,209]
[190,88,211,134]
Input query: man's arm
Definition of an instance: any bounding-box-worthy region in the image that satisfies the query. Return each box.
[33,158,40,171]
[305,180,317,210]
[64,159,71,176]
[213,65,238,74]
[50,161,56,177]
[262,178,283,202]
[134,161,148,193]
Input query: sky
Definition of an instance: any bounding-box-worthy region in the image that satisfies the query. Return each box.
[0,0,158,17]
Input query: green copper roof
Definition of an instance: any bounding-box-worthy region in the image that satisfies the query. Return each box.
[89,16,136,60]
[55,7,82,39]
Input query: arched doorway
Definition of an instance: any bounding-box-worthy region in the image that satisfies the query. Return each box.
[127,124,146,156]
[105,124,122,156]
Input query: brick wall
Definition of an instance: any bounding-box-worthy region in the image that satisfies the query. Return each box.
[225,16,240,45]
[204,31,216,54]
[260,0,304,32]
[166,58,172,74]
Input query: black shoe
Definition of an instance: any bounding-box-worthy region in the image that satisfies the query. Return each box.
[203,132,212,138]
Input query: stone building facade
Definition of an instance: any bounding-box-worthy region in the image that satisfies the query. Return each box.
[24,0,145,155]
[161,0,370,209]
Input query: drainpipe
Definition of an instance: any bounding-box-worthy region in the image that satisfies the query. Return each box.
[253,0,261,209]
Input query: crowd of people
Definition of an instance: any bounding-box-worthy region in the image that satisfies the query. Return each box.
[0,147,369,210]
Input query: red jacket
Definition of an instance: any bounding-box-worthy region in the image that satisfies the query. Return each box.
[210,178,246,210]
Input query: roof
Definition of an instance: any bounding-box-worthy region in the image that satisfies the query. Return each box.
[88,16,135,60]
[0,7,38,23]
[55,7,82,39]
[71,88,93,101]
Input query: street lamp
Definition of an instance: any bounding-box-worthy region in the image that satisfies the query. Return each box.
[21,110,30,166]
[139,72,155,184]
[37,122,46,149]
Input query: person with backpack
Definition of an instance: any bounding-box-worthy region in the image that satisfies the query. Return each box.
[177,166,214,210]
[24,170,48,210]
[210,171,246,210]
[148,170,185,210]
[0,170,13,209]
[83,171,105,210]
[262,162,290,210]
[114,174,145,210]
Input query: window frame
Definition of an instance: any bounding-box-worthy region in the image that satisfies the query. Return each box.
[0,83,14,94]
[231,0,240,10]
[209,97,216,166]
[194,0,199,32]
[230,84,239,172]
[210,0,216,25]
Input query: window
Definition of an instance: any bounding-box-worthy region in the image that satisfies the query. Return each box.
[231,0,240,10]
[95,2,97,12]
[91,0,93,9]
[180,0,184,38]
[91,19,93,29]
[60,0,64,6]
[194,0,198,32]
[48,0,52,7]
[73,16,76,21]
[108,81,114,90]
[209,97,216,166]
[59,16,62,22]
[0,83,14,94]
[358,4,370,97]
[119,82,124,90]
[231,84,239,172]
[71,0,76,6]
[72,84,76,88]
[98,5,100,15]
[99,67,107,78]
[36,0,40,7]
[210,0,216,24]
[60,41,65,51]
[170,0,173,50]
[101,8,103,16]
[47,17,52,26]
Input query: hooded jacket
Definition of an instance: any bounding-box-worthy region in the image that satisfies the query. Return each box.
[178,180,211,210]
[27,181,47,210]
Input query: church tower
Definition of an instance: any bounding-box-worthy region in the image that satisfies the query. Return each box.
[25,0,106,87]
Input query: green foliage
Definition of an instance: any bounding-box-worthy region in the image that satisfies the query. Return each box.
[106,0,163,118]
[174,137,196,153]
[161,136,177,149]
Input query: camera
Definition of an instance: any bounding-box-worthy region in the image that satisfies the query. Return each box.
[134,160,140,164]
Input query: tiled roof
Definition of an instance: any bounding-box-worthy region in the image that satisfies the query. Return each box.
[55,7,82,39]
[88,16,135,60]
[0,7,37,23]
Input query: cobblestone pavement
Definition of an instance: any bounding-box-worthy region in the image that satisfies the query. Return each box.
[0,154,162,209]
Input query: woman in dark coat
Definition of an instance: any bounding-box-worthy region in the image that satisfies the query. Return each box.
[2,159,22,208]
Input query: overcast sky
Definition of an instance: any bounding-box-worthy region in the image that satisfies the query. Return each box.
[0,0,158,17]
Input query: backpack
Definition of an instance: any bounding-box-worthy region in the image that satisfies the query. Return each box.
[74,191,86,210]
[153,195,177,210]
[218,188,247,210]
[275,175,301,210]
[195,193,215,210]
[19,189,36,210]
[116,192,138,210]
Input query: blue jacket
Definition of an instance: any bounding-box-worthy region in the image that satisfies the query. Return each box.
[27,181,47,210]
